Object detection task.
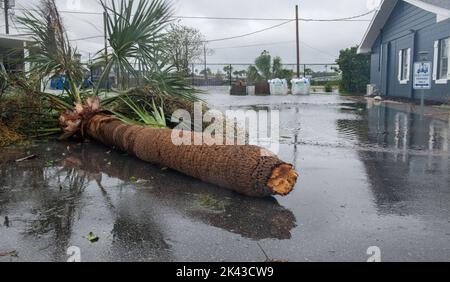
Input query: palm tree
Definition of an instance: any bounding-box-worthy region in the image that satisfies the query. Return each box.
[97,0,171,90]
[97,0,199,102]
[18,0,84,105]
[18,0,298,197]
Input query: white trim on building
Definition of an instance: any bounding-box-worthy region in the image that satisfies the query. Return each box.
[358,0,450,54]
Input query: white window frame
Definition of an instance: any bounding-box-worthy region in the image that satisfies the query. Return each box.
[433,38,450,84]
[398,48,411,84]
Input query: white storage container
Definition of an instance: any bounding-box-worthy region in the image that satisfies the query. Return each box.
[269,79,284,95]
[291,77,311,95]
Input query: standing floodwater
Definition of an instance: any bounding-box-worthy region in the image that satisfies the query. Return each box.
[1,91,449,262]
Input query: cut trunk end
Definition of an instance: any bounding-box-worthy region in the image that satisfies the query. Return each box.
[268,164,298,196]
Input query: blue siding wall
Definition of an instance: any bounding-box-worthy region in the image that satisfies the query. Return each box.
[370,1,450,102]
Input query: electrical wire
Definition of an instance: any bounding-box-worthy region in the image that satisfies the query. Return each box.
[213,40,335,59]
[204,20,294,43]
[70,35,104,41]
[11,7,374,22]
[213,40,296,49]
[176,10,374,22]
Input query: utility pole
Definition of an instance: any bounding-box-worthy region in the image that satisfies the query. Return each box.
[103,11,109,90]
[203,44,207,82]
[89,53,93,84]
[295,5,300,78]
[229,64,232,86]
[4,0,10,34]
[184,38,189,73]
[103,12,108,65]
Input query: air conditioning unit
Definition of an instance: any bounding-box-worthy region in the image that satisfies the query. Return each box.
[367,84,376,96]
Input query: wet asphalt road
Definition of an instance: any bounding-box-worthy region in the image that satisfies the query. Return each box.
[1,90,450,262]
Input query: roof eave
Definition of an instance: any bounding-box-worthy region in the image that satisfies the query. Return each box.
[357,0,399,54]
[405,0,450,22]
[358,0,450,54]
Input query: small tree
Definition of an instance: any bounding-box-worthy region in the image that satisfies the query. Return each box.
[247,50,292,83]
[233,70,246,80]
[199,68,212,76]
[165,23,205,75]
[336,46,370,94]
[223,65,233,79]
[215,70,224,79]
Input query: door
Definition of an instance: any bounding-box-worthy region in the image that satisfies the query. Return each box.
[381,43,390,96]
[387,40,398,97]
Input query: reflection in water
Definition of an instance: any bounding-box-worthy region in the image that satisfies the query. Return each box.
[0,147,90,261]
[0,142,296,261]
[62,145,296,240]
[337,102,450,217]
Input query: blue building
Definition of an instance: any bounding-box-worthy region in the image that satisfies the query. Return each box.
[359,0,450,103]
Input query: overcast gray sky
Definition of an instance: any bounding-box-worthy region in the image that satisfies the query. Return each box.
[4,0,377,66]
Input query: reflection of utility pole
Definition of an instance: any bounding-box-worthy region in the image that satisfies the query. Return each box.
[4,0,10,34]
[295,5,300,78]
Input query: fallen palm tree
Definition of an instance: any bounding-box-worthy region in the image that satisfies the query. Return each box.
[19,0,298,197]
[61,147,296,239]
[59,99,298,197]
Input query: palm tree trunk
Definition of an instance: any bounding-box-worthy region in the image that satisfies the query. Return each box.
[84,113,298,197]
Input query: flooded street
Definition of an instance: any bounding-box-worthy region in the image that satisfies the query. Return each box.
[1,91,450,262]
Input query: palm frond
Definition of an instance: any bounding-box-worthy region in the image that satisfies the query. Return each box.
[113,96,167,128]
[97,0,174,91]
[17,0,85,104]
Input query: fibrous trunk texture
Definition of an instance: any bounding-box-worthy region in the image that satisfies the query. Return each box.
[85,114,298,197]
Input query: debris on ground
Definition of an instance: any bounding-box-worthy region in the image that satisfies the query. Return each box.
[0,123,24,147]
[0,250,18,257]
[86,232,99,243]
[257,242,288,262]
[198,195,226,211]
[15,155,37,163]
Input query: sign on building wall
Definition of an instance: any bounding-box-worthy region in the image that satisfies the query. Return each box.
[413,62,432,90]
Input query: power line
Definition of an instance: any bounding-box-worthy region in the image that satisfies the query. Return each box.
[176,10,375,22]
[11,7,374,22]
[213,40,296,49]
[212,40,336,59]
[300,10,375,22]
[70,35,103,41]
[204,20,294,43]
[12,7,103,15]
[300,41,336,58]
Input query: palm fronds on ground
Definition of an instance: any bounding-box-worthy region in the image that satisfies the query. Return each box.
[0,64,9,99]
[112,96,167,128]
[10,0,299,196]
[17,0,85,105]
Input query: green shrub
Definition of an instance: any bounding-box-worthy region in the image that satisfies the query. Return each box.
[336,46,370,95]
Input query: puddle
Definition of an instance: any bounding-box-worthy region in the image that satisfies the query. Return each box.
[1,92,449,261]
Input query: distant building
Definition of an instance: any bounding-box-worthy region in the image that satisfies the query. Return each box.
[359,0,450,103]
[0,34,32,74]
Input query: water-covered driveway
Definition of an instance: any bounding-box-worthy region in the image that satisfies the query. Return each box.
[1,92,449,261]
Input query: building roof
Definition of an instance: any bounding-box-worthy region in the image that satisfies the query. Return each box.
[358,0,450,53]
